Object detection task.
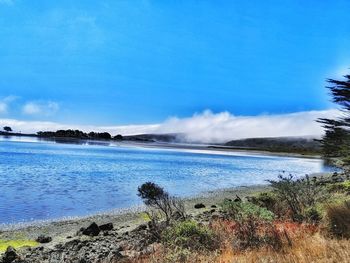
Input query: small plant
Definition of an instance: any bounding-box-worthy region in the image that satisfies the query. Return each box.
[138,182,186,224]
[248,191,288,218]
[268,174,327,222]
[327,181,350,194]
[162,220,219,251]
[221,199,275,222]
[324,201,350,239]
[137,182,187,240]
[234,218,283,251]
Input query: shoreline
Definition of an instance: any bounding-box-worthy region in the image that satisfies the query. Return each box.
[2,171,334,241]
[0,137,331,243]
[0,184,272,246]
[0,134,321,159]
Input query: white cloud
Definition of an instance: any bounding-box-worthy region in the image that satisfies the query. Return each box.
[0,109,340,143]
[0,102,6,114]
[155,109,341,143]
[22,101,59,116]
[0,95,18,114]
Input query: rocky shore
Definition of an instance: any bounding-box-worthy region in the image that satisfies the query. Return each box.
[2,171,343,263]
[0,185,272,263]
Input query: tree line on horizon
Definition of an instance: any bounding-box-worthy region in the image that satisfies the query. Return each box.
[317,71,350,161]
[37,129,123,140]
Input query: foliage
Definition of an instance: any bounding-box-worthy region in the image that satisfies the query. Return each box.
[304,206,322,224]
[324,201,350,239]
[327,180,350,194]
[248,191,287,218]
[114,134,123,140]
[37,129,112,140]
[0,239,38,252]
[234,218,283,251]
[138,182,186,224]
[317,73,350,158]
[162,221,219,251]
[3,126,12,132]
[268,174,327,222]
[220,199,275,222]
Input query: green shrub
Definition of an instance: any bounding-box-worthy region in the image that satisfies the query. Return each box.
[137,182,186,224]
[304,206,322,223]
[341,156,350,165]
[162,221,219,251]
[248,192,288,218]
[220,200,275,222]
[327,181,350,194]
[268,174,327,222]
[324,201,350,239]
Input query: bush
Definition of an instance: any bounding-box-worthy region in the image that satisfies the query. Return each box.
[268,174,327,222]
[162,221,219,251]
[327,181,350,194]
[220,200,275,222]
[324,201,350,239]
[138,182,186,224]
[234,218,283,251]
[304,206,322,224]
[248,192,288,218]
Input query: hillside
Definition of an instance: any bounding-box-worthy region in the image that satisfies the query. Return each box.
[223,136,321,154]
[122,133,183,143]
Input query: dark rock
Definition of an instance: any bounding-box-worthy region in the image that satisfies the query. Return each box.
[333,177,344,183]
[99,223,114,231]
[194,203,205,209]
[211,205,217,208]
[82,222,100,236]
[234,195,242,202]
[211,213,221,221]
[36,235,52,243]
[133,224,147,232]
[2,246,18,263]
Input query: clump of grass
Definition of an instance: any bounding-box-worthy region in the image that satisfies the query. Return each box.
[248,191,288,218]
[0,239,38,252]
[162,220,219,251]
[324,200,350,239]
[216,233,350,263]
[234,218,283,251]
[268,174,327,222]
[327,181,350,194]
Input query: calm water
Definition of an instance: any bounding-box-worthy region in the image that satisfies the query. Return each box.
[0,137,335,225]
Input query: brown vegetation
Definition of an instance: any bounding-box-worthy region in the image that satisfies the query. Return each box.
[127,174,350,263]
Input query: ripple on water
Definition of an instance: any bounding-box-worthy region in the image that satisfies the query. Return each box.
[0,138,336,225]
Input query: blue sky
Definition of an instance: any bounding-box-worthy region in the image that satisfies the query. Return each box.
[0,0,349,131]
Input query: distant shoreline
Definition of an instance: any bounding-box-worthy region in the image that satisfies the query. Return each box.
[0,134,321,159]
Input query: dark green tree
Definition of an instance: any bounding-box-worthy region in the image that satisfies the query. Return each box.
[3,126,12,132]
[317,73,350,158]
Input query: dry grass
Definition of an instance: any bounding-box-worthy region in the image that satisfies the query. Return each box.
[216,234,350,263]
[324,201,350,239]
[131,221,350,263]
